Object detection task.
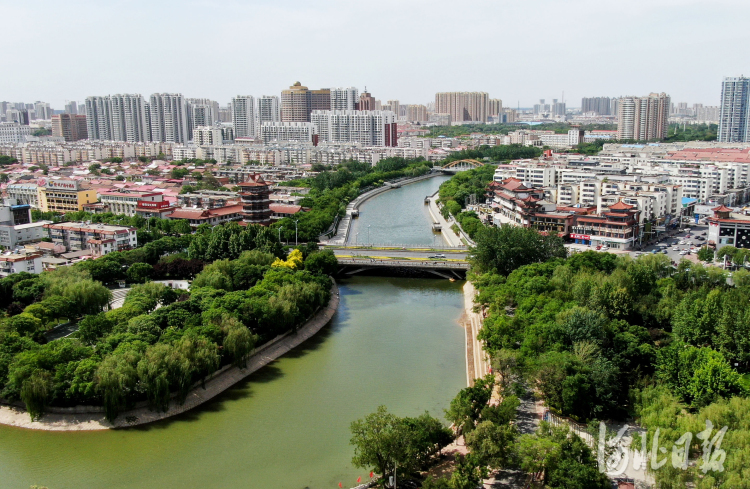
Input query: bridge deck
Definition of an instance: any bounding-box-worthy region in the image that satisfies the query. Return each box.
[337,257,469,270]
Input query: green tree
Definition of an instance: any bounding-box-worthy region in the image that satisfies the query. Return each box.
[303,250,338,275]
[470,224,566,275]
[20,370,52,421]
[126,262,154,284]
[221,315,255,368]
[445,374,494,434]
[465,420,517,468]
[697,246,715,263]
[349,405,408,485]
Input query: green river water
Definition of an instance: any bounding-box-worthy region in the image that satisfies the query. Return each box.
[0,176,466,489]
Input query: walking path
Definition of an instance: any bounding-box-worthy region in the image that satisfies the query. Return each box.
[0,282,340,431]
[462,282,490,386]
[426,192,463,248]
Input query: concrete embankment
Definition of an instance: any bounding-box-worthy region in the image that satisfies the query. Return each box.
[426,191,463,248]
[0,282,341,431]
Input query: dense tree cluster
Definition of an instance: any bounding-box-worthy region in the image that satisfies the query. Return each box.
[350,406,453,486]
[470,225,567,276]
[0,247,333,421]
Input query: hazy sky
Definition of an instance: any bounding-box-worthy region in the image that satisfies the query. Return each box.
[3,0,749,108]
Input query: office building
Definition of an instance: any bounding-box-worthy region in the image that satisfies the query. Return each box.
[311,110,397,146]
[99,190,164,216]
[258,95,280,126]
[281,82,331,122]
[331,87,359,111]
[581,97,612,115]
[36,178,97,213]
[718,76,750,143]
[150,93,188,143]
[232,95,256,139]
[51,114,88,142]
[435,92,489,123]
[0,122,32,143]
[617,93,670,141]
[260,122,316,144]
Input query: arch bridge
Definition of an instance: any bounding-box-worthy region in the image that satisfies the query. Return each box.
[440,159,484,173]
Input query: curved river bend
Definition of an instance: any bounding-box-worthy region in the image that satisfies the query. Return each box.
[0,176,465,489]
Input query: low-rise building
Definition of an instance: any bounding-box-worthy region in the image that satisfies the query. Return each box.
[99,190,164,216]
[37,178,97,213]
[166,204,244,227]
[707,205,750,251]
[0,251,43,277]
[44,222,137,256]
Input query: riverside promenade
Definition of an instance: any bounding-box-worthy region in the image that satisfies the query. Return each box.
[0,282,340,431]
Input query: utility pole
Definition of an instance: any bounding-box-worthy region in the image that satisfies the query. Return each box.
[294,219,298,246]
[278,226,283,244]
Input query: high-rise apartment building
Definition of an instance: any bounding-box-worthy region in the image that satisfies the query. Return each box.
[488,99,503,117]
[193,126,225,146]
[232,96,256,139]
[258,96,281,125]
[34,102,52,120]
[385,100,400,120]
[186,98,219,138]
[435,92,489,123]
[311,110,397,146]
[552,99,566,117]
[581,97,611,115]
[85,96,113,140]
[617,93,670,141]
[359,89,376,111]
[112,94,150,142]
[331,88,359,111]
[150,93,188,143]
[718,76,750,143]
[85,94,150,142]
[281,82,331,122]
[407,105,428,122]
[0,123,33,143]
[51,114,88,142]
[64,101,78,115]
[260,122,316,144]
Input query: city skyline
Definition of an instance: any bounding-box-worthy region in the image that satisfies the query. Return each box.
[3,0,749,108]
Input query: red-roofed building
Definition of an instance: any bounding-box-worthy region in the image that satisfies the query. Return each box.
[568,200,641,249]
[269,203,304,221]
[166,204,244,227]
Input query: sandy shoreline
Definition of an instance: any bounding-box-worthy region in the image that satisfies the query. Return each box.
[0,281,340,431]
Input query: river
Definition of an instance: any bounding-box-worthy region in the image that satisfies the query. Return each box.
[0,178,465,489]
[348,175,450,247]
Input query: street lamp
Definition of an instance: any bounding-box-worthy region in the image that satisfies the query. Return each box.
[356,232,359,246]
[278,226,283,244]
[367,225,371,247]
[294,219,298,246]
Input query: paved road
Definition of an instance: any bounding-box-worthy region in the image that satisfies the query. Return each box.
[628,224,709,263]
[331,248,468,261]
